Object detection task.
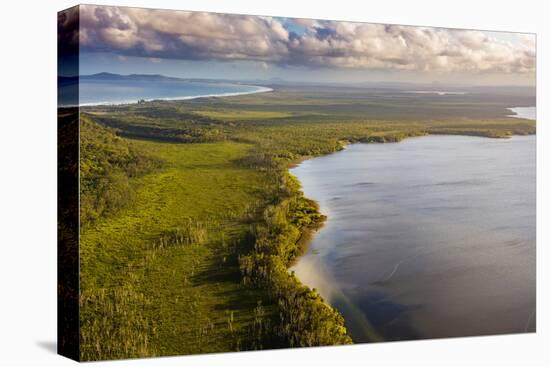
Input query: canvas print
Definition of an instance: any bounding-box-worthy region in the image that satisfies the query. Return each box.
[57,4,536,361]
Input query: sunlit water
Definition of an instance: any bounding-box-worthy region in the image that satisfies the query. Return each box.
[290,135,535,342]
[508,106,536,120]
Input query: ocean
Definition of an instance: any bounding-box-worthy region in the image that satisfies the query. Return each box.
[58,76,271,106]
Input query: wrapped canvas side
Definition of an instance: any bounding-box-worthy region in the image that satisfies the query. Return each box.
[57,5,80,361]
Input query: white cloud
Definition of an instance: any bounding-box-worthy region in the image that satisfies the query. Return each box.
[78,5,536,75]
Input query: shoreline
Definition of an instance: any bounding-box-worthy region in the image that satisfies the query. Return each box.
[507,106,536,120]
[288,131,537,343]
[70,85,274,107]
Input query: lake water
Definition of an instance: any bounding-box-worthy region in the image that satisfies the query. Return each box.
[508,106,536,120]
[290,135,535,342]
[77,79,271,106]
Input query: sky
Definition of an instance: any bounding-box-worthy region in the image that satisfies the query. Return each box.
[65,5,536,86]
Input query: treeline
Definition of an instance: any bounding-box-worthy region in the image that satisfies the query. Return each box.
[80,114,161,225]
[96,116,228,143]
[239,157,352,347]
[86,109,230,143]
[428,127,536,138]
[111,123,227,143]
[83,103,222,124]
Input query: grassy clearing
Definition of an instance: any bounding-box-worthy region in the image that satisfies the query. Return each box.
[80,140,277,360]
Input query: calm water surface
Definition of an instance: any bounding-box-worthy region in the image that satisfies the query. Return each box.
[508,106,536,120]
[290,135,535,341]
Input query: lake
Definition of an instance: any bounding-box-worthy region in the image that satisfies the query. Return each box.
[290,135,535,342]
[75,78,271,106]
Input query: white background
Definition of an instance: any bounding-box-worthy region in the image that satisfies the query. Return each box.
[0,0,547,365]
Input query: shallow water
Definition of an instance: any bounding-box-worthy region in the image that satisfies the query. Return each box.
[508,106,536,120]
[290,135,535,341]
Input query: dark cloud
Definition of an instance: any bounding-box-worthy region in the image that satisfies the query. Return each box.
[78,5,535,74]
[58,6,79,56]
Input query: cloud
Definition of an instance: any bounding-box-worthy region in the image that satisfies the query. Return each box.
[78,5,535,75]
[58,6,80,54]
[80,5,289,62]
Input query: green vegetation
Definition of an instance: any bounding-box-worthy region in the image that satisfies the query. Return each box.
[193,109,294,121]
[79,86,535,360]
[239,175,351,346]
[80,139,280,360]
[79,115,160,225]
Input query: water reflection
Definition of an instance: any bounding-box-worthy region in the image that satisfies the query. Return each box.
[290,135,536,341]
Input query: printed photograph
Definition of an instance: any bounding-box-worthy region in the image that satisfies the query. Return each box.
[58,4,536,361]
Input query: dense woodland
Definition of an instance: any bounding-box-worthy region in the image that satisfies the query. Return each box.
[78,86,535,360]
[80,115,161,225]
